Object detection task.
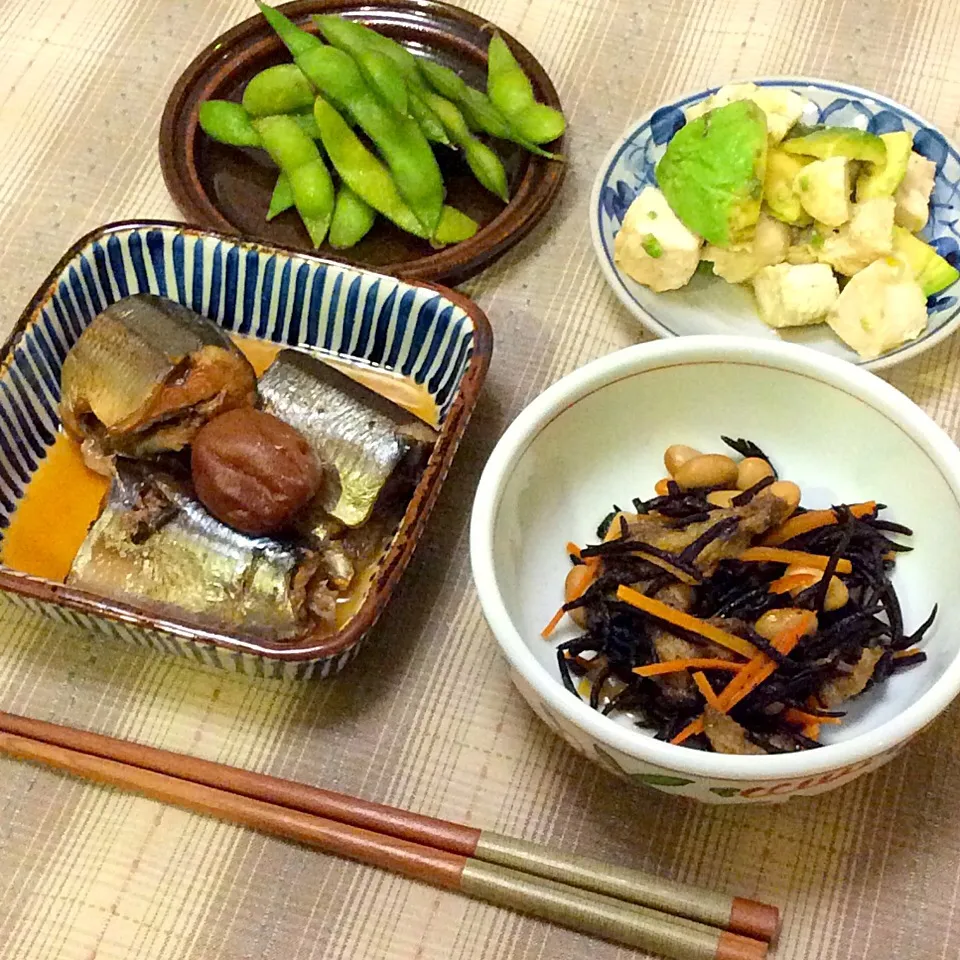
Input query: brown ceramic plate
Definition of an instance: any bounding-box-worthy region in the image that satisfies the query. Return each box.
[160,0,566,286]
[0,220,492,679]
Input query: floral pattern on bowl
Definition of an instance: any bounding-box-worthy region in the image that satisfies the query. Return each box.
[590,78,960,371]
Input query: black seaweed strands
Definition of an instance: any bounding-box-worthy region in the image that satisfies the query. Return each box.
[545,438,935,755]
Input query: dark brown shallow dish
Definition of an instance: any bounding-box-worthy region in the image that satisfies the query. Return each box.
[0,220,492,679]
[160,0,566,286]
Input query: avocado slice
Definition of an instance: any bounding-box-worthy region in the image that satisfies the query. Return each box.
[856,131,913,200]
[892,226,959,296]
[781,126,887,165]
[655,100,768,247]
[764,147,812,224]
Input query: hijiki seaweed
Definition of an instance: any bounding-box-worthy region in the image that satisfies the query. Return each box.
[545,438,935,755]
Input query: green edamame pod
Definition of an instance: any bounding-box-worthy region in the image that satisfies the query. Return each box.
[329,184,377,249]
[267,172,294,220]
[356,49,408,116]
[253,115,334,248]
[313,95,425,236]
[487,33,565,144]
[295,48,444,233]
[313,15,421,86]
[312,15,449,144]
[418,58,560,159]
[256,2,323,57]
[242,63,315,117]
[292,110,322,140]
[422,92,508,202]
[198,100,261,147]
[432,205,479,246]
[407,88,451,145]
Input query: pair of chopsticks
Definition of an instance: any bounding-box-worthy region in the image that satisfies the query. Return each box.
[0,710,778,960]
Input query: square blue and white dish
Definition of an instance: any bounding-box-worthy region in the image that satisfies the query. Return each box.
[0,221,492,679]
[590,78,960,371]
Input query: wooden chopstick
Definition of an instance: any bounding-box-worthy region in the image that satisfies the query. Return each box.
[0,711,775,959]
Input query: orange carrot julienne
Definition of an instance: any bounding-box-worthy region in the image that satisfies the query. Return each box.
[541,606,566,639]
[894,647,920,659]
[801,723,821,740]
[769,572,820,595]
[616,585,756,659]
[632,659,744,677]
[566,542,582,559]
[738,547,853,574]
[671,611,815,745]
[783,707,842,726]
[623,549,700,585]
[692,671,723,712]
[762,502,877,546]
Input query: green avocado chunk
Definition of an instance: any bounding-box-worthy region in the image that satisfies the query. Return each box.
[655,100,768,247]
[893,226,959,296]
[764,147,812,225]
[781,126,887,165]
[856,131,913,200]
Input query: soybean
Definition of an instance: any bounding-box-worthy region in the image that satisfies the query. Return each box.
[266,172,294,220]
[356,48,409,116]
[253,114,334,247]
[432,205,479,245]
[487,32,565,144]
[706,489,740,508]
[673,454,739,491]
[257,1,323,57]
[198,100,261,147]
[422,91,509,201]
[663,444,701,476]
[242,63,315,117]
[736,457,775,491]
[755,607,818,642]
[764,480,801,513]
[407,88,451,145]
[564,564,594,629]
[329,184,377,249]
[784,565,849,612]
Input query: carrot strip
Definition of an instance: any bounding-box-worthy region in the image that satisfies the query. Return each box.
[762,502,878,546]
[633,659,744,677]
[692,671,723,712]
[616,585,756,659]
[783,708,842,726]
[566,542,582,559]
[894,647,920,659]
[769,572,819,595]
[801,723,821,740]
[738,547,853,574]
[541,606,566,639]
[671,612,815,745]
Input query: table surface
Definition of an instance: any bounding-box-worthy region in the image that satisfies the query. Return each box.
[3,1,960,958]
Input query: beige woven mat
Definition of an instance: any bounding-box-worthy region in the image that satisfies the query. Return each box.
[3,0,960,957]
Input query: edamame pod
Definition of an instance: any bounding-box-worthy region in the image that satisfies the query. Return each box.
[267,172,294,220]
[432,205,479,246]
[408,88,451,145]
[329,184,377,249]
[253,114,334,247]
[198,100,261,147]
[487,33,565,144]
[313,15,449,144]
[418,58,560,159]
[312,94,425,236]
[297,49,444,233]
[256,1,323,57]
[292,110,322,140]
[242,63,315,117]
[313,95,474,244]
[422,91,508,201]
[356,48,408,116]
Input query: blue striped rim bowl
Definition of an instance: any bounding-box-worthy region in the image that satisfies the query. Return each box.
[0,221,492,679]
[590,78,960,372]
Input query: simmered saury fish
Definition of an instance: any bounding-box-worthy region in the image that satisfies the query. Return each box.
[60,294,256,468]
[67,462,317,638]
[258,350,436,527]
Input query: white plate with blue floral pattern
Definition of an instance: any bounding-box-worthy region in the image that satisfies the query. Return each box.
[590,78,960,371]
